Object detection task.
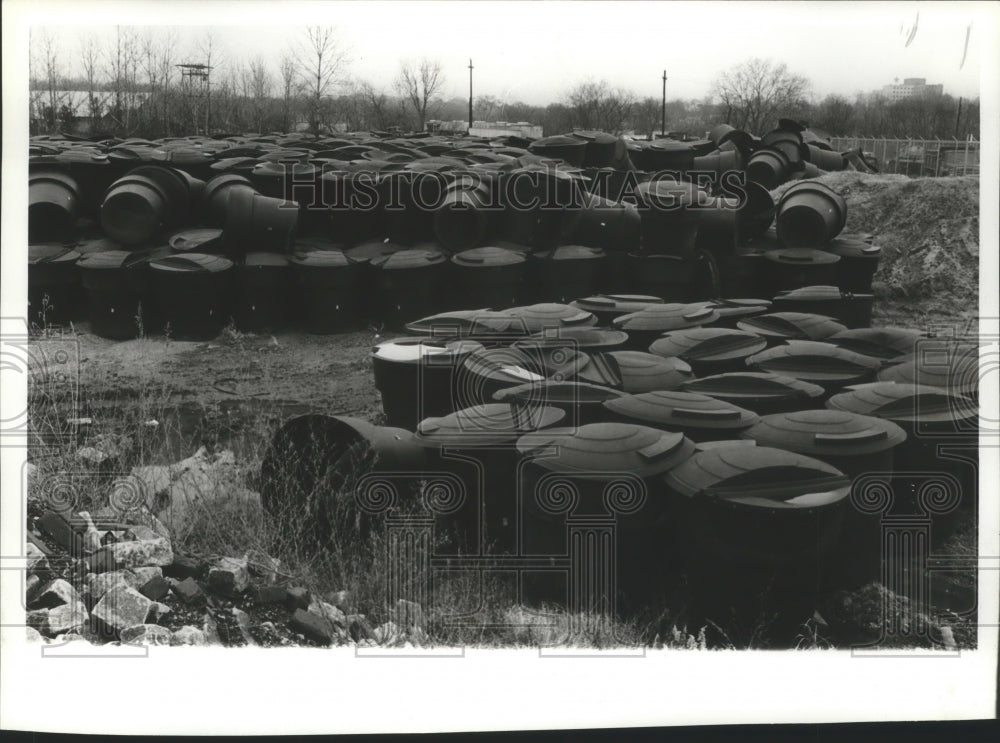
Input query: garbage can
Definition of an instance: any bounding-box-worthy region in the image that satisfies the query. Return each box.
[28,244,83,327]
[736,311,848,346]
[770,285,875,329]
[493,380,625,428]
[578,350,694,393]
[612,302,719,350]
[147,253,234,340]
[826,327,925,361]
[602,390,759,443]
[649,327,767,376]
[681,371,826,415]
[746,340,882,394]
[372,337,485,430]
[77,250,149,339]
[234,252,294,333]
[763,248,841,294]
[289,249,365,334]
[825,237,882,293]
[29,170,81,243]
[373,248,449,329]
[449,246,526,311]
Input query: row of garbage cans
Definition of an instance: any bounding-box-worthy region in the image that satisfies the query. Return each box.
[260,292,978,634]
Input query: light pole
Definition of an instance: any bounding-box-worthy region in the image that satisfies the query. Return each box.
[661,69,667,138]
[468,59,474,132]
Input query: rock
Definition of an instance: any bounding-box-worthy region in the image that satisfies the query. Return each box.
[170,577,205,605]
[77,511,102,553]
[130,566,163,586]
[92,585,153,636]
[163,554,204,580]
[252,584,288,604]
[85,548,120,575]
[246,550,283,585]
[289,608,335,646]
[348,614,376,643]
[171,626,206,646]
[146,602,172,623]
[393,599,424,629]
[26,626,46,643]
[207,556,250,597]
[285,586,311,610]
[30,578,81,610]
[25,574,44,604]
[99,532,173,569]
[139,575,170,602]
[37,510,83,555]
[938,625,957,650]
[202,612,222,645]
[31,603,90,637]
[374,621,403,646]
[309,600,347,629]
[84,570,135,608]
[120,624,173,646]
[101,530,125,546]
[232,608,258,646]
[25,542,49,576]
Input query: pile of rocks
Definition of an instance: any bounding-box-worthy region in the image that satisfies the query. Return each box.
[24,499,425,649]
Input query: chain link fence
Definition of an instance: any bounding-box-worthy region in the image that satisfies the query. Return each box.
[830,137,980,178]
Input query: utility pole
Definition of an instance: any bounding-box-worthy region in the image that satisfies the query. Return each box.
[955,96,962,138]
[661,69,667,139]
[468,59,474,132]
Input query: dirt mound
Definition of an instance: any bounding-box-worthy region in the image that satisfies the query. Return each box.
[772,173,980,332]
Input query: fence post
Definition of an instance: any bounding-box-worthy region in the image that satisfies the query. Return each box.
[964,137,970,177]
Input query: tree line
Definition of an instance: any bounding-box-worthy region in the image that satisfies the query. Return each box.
[29,27,980,142]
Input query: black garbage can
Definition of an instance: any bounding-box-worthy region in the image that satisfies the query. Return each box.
[826,327,924,361]
[649,327,767,376]
[602,390,759,443]
[493,380,626,428]
[77,250,149,339]
[28,244,83,327]
[770,285,875,329]
[372,337,485,431]
[289,249,364,334]
[148,253,234,340]
[578,350,694,393]
[449,246,526,311]
[681,371,826,415]
[746,340,882,394]
[612,302,719,350]
[413,403,566,555]
[516,422,697,609]
[737,311,848,346]
[373,248,449,330]
[234,252,294,333]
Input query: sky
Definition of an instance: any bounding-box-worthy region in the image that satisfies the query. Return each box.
[15,1,991,105]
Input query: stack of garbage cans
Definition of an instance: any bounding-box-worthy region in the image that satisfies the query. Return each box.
[29,129,977,642]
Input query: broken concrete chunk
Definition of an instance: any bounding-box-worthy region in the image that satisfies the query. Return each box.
[92,585,153,636]
[120,624,173,646]
[30,579,81,611]
[171,625,207,646]
[207,556,250,597]
[139,575,170,602]
[252,584,288,604]
[146,602,172,624]
[246,550,283,585]
[32,603,90,637]
[130,566,163,586]
[84,570,135,608]
[25,542,49,576]
[348,614,376,643]
[309,600,347,629]
[162,554,203,580]
[101,532,173,569]
[170,577,205,605]
[232,608,258,646]
[289,608,335,646]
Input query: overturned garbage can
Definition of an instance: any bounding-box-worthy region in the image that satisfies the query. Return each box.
[413,403,566,556]
[602,390,759,443]
[234,252,294,333]
[148,253,234,340]
[516,422,697,609]
[664,445,851,641]
[28,244,83,327]
[29,170,81,243]
[372,337,485,431]
[775,180,847,247]
[289,250,364,334]
[260,414,426,551]
[682,371,826,415]
[77,250,150,339]
[101,173,170,246]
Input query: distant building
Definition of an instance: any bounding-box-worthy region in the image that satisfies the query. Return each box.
[880,78,944,102]
[427,119,544,138]
[29,89,151,134]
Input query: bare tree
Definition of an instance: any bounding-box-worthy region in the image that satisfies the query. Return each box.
[568,80,635,134]
[297,26,347,134]
[395,57,445,131]
[32,29,65,132]
[249,56,272,133]
[279,53,298,132]
[714,58,809,134]
[80,33,104,126]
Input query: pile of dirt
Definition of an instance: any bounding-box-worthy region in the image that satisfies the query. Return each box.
[773,173,980,332]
